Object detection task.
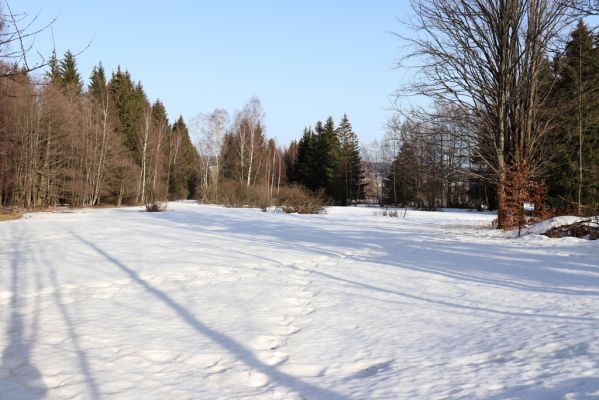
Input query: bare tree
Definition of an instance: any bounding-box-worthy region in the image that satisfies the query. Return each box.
[136,106,151,204]
[243,97,264,187]
[0,1,57,79]
[165,126,181,201]
[191,108,229,198]
[151,110,167,200]
[399,0,580,227]
[229,98,263,187]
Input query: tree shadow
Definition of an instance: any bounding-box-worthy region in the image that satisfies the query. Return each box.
[284,264,599,325]
[486,377,599,399]
[70,231,347,400]
[143,207,599,298]
[0,227,48,399]
[46,263,101,400]
[127,209,597,325]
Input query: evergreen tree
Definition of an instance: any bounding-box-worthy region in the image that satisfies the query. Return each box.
[284,140,299,184]
[109,68,146,153]
[382,142,418,206]
[170,116,199,199]
[316,116,340,197]
[152,99,168,124]
[46,50,61,85]
[547,21,599,213]
[59,50,83,96]
[88,63,107,99]
[335,114,365,205]
[296,127,318,190]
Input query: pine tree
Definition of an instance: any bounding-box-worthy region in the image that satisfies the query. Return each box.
[335,114,365,205]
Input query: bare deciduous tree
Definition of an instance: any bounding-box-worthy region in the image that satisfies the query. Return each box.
[191,108,229,198]
[0,1,57,79]
[399,0,580,227]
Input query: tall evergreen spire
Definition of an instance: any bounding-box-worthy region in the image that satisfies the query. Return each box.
[46,49,61,85]
[59,50,83,95]
[335,114,365,205]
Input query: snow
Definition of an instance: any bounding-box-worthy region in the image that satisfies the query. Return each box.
[524,216,590,236]
[0,203,598,399]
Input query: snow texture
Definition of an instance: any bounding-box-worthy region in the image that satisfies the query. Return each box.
[0,202,598,399]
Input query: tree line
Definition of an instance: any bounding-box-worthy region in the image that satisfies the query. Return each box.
[0,49,199,209]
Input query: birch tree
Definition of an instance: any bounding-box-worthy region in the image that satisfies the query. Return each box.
[191,108,228,196]
[136,105,152,204]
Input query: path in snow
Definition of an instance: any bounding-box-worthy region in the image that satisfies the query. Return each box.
[0,203,598,399]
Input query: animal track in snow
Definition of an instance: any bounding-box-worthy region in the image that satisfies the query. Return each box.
[280,363,326,377]
[290,278,311,286]
[249,336,284,351]
[288,306,314,316]
[183,353,223,369]
[347,359,394,379]
[284,297,311,306]
[256,351,289,367]
[271,325,301,336]
[295,290,315,299]
[267,315,296,326]
[230,370,270,388]
[138,348,181,364]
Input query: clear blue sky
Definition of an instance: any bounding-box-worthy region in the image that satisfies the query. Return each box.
[15,1,413,145]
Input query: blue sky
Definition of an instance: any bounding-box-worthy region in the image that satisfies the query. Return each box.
[15,1,414,145]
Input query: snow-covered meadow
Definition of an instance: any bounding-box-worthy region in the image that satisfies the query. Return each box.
[0,202,598,399]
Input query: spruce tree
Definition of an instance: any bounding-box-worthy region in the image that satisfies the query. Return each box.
[382,142,418,207]
[170,116,199,199]
[59,50,83,96]
[296,127,318,190]
[547,21,599,212]
[152,99,168,124]
[109,68,146,153]
[46,50,61,85]
[316,116,340,197]
[89,63,107,99]
[335,114,365,205]
[284,140,299,184]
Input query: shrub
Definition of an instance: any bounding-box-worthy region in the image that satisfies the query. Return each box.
[145,199,166,212]
[497,161,554,233]
[276,186,325,214]
[199,181,324,214]
[204,180,271,209]
[377,207,408,218]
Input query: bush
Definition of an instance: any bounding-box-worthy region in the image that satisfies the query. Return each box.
[377,207,408,218]
[276,186,325,214]
[204,181,271,209]
[381,208,398,217]
[145,199,166,212]
[199,181,324,214]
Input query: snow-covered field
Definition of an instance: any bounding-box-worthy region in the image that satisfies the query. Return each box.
[1,203,598,400]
